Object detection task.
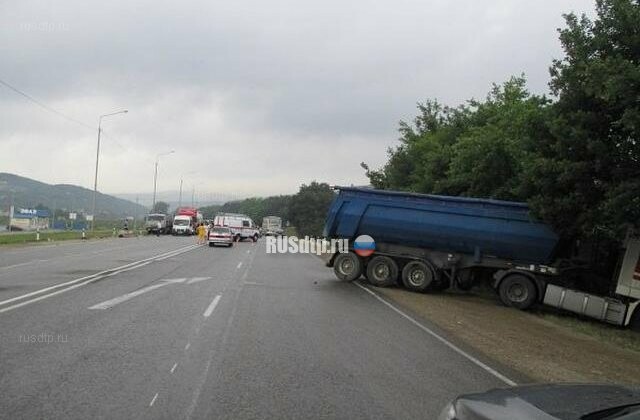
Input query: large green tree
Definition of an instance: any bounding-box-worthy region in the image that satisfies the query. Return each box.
[363,77,549,201]
[523,0,640,238]
[364,0,639,242]
[288,182,335,237]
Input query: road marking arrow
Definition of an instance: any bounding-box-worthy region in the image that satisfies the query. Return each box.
[89,283,174,310]
[186,277,212,284]
[88,277,214,310]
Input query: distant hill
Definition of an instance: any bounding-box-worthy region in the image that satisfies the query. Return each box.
[0,173,147,219]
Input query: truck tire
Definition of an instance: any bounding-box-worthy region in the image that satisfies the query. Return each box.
[498,274,537,309]
[366,256,398,287]
[401,260,434,292]
[333,252,362,282]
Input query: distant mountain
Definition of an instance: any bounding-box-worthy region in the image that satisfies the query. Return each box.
[0,173,147,219]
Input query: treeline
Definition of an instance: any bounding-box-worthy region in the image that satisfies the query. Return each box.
[202,182,335,237]
[363,0,639,241]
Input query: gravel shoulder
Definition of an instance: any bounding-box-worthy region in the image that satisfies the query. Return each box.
[371,285,640,385]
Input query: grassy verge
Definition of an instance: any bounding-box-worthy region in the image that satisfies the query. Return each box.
[284,226,298,236]
[0,230,120,246]
[372,286,640,384]
[535,310,640,353]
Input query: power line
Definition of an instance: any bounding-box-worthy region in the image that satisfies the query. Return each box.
[0,77,94,130]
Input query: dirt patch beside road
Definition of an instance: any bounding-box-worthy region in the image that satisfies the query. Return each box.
[370,285,640,385]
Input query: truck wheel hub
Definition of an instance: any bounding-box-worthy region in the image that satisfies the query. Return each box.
[508,284,526,302]
[374,264,389,279]
[409,270,425,286]
[339,259,354,274]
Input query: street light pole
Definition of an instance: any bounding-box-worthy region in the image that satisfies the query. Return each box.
[151,150,175,212]
[178,171,197,210]
[91,109,128,230]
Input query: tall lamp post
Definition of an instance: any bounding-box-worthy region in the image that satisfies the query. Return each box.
[178,171,198,209]
[152,150,175,212]
[91,109,128,231]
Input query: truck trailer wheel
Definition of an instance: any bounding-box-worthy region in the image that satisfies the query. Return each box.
[333,252,362,282]
[498,274,537,309]
[366,256,398,287]
[401,261,434,292]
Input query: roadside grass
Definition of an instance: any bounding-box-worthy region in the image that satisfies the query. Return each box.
[460,282,640,353]
[535,310,640,353]
[0,230,119,246]
[284,226,298,236]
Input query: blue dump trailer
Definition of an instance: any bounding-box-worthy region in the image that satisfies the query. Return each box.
[323,187,640,330]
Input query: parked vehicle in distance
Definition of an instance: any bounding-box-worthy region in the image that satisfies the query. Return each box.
[172,207,203,235]
[323,187,640,330]
[172,215,193,235]
[439,383,640,420]
[214,213,259,242]
[208,226,234,247]
[262,216,283,236]
[144,213,171,234]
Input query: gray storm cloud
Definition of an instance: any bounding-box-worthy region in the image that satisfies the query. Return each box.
[0,0,594,197]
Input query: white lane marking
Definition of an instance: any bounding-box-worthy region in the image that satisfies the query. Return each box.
[160,278,187,284]
[170,363,178,374]
[354,282,517,386]
[88,283,175,310]
[0,244,199,312]
[186,277,212,284]
[203,295,221,318]
[236,262,242,269]
[184,342,191,350]
[0,261,32,270]
[244,281,264,286]
[246,250,250,254]
[0,242,150,272]
[149,393,158,407]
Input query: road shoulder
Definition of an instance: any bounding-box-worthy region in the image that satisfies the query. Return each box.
[369,284,640,385]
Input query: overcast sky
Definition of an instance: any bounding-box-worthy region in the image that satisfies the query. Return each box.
[0,0,595,199]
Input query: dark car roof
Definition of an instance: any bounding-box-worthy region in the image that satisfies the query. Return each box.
[459,384,640,420]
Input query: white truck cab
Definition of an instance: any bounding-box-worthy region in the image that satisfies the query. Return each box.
[172,215,194,235]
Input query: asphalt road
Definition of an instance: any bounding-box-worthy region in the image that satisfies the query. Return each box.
[0,236,512,419]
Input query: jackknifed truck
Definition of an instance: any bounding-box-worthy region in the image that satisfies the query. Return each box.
[323,187,640,330]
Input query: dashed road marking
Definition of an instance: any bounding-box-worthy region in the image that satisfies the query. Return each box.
[149,393,158,407]
[184,342,191,350]
[203,295,221,318]
[236,262,243,269]
[170,363,178,374]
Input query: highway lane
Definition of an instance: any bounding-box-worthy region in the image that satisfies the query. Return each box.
[0,238,512,419]
[0,236,196,302]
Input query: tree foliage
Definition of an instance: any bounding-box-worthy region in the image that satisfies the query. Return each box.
[218,195,292,225]
[288,182,336,237]
[152,201,169,214]
[206,183,334,237]
[364,0,639,241]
